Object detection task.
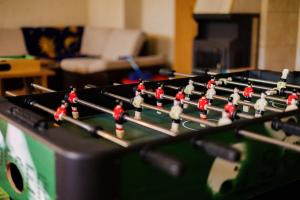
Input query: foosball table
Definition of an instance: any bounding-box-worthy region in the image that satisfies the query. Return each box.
[1,69,300,200]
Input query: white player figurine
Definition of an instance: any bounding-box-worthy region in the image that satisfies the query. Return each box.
[230,87,240,106]
[218,111,232,126]
[169,100,183,132]
[285,98,298,111]
[206,84,216,105]
[183,79,195,109]
[132,89,144,120]
[254,92,268,118]
[267,69,289,95]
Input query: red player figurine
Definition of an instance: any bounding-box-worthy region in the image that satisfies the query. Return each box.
[207,76,215,89]
[155,83,164,114]
[175,88,185,107]
[54,100,68,127]
[287,89,299,105]
[243,81,253,112]
[136,80,145,96]
[113,101,126,138]
[224,97,236,120]
[198,96,209,120]
[67,86,79,119]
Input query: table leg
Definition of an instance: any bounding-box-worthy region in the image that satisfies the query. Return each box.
[41,75,48,87]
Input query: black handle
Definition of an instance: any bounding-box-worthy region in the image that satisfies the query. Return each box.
[192,139,241,162]
[159,68,175,77]
[8,106,48,131]
[272,120,300,136]
[140,148,184,177]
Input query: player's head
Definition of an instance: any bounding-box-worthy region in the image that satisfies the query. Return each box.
[139,79,144,84]
[178,87,183,92]
[292,88,298,94]
[211,75,215,80]
[188,79,194,84]
[61,100,68,107]
[261,92,267,98]
[68,85,75,92]
[233,87,239,93]
[228,96,233,103]
[248,81,252,86]
[157,82,164,88]
[281,69,289,80]
[116,100,123,106]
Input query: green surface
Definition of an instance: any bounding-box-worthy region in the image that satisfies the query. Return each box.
[0,119,56,200]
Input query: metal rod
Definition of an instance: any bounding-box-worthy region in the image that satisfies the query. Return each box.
[194,80,287,104]
[5,91,17,97]
[76,99,177,137]
[238,130,300,153]
[31,84,178,137]
[173,72,196,78]
[29,85,133,147]
[31,83,55,92]
[104,92,217,127]
[239,76,300,90]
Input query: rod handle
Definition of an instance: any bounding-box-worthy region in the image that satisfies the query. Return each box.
[272,119,300,136]
[192,139,241,162]
[140,148,184,177]
[159,68,175,77]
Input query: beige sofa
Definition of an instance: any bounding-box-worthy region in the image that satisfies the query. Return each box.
[60,27,165,74]
[0,27,165,88]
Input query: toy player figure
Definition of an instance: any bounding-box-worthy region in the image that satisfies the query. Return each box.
[230,87,240,107]
[224,97,236,120]
[132,89,144,120]
[205,83,216,105]
[54,100,68,127]
[218,111,232,126]
[183,79,195,109]
[198,96,209,120]
[67,86,79,119]
[207,76,216,89]
[113,101,126,138]
[267,69,289,96]
[207,76,222,89]
[175,87,185,107]
[286,98,298,111]
[155,83,164,114]
[276,69,289,95]
[287,89,299,106]
[136,80,145,96]
[169,100,183,132]
[243,81,253,112]
[254,92,268,118]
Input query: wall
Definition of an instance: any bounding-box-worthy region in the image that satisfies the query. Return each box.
[0,0,87,27]
[295,5,300,70]
[87,0,125,28]
[141,0,175,64]
[258,0,299,71]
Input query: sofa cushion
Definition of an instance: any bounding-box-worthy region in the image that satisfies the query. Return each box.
[80,27,112,56]
[22,26,83,59]
[61,55,165,74]
[0,28,27,56]
[61,58,107,74]
[102,29,145,60]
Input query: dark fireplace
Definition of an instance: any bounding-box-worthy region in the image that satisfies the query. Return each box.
[193,14,259,73]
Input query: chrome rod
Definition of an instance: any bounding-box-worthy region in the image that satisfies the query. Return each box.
[238,130,300,153]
